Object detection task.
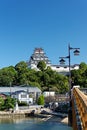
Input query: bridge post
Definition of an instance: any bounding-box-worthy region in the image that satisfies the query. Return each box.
[68,100,72,126]
[72,99,77,129]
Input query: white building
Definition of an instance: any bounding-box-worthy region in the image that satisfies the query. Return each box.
[27,48,79,74]
[43,91,55,97]
[12,90,33,105]
[51,64,79,75]
[27,48,51,70]
[0,86,41,104]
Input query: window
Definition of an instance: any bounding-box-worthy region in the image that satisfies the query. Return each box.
[21,94,27,98]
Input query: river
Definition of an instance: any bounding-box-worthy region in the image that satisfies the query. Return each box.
[0,117,72,130]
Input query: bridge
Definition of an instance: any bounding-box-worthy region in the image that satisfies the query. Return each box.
[69,87,87,130]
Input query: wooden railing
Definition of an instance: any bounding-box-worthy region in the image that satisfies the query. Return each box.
[72,87,87,130]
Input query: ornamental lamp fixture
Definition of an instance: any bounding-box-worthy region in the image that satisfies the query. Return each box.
[59,58,65,65]
[73,49,80,56]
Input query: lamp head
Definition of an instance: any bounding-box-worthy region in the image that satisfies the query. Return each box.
[59,58,65,64]
[74,49,80,56]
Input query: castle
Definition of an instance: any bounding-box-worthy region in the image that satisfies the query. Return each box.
[27,48,79,75]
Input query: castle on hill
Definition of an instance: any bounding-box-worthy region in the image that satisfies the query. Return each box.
[27,48,79,75]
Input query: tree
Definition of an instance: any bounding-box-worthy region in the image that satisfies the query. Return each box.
[71,62,87,88]
[37,95,45,105]
[0,66,17,86]
[4,96,16,110]
[15,61,29,85]
[79,62,87,71]
[15,61,28,72]
[37,61,46,71]
[0,97,4,110]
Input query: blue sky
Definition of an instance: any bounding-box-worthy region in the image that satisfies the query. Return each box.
[0,0,87,68]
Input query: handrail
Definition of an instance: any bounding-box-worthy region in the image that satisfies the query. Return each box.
[72,87,87,130]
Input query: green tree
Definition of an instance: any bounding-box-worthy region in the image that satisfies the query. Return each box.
[71,62,87,88]
[37,61,46,71]
[0,66,17,86]
[4,96,16,110]
[79,62,87,71]
[0,97,4,110]
[37,95,45,105]
[15,61,29,85]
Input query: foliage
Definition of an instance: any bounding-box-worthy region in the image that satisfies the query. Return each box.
[37,95,45,105]
[0,97,4,110]
[0,66,17,86]
[4,96,16,110]
[15,61,29,85]
[0,96,16,110]
[0,60,87,94]
[37,61,46,71]
[71,62,87,88]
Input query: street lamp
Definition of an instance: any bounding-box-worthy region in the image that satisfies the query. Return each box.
[59,44,80,99]
[59,44,80,126]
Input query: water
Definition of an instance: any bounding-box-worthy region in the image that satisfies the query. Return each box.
[0,118,72,130]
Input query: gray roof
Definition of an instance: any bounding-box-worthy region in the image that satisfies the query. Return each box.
[0,86,41,93]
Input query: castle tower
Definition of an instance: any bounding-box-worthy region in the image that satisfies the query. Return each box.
[27,48,51,70]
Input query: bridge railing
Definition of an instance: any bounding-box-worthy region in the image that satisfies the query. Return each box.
[72,87,87,130]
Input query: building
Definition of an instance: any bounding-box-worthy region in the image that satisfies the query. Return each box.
[27,48,51,70]
[27,47,79,74]
[12,90,33,104]
[43,91,55,97]
[0,93,7,99]
[0,86,42,104]
[51,64,79,75]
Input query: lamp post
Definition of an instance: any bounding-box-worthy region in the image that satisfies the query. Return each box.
[59,44,80,126]
[59,44,80,97]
